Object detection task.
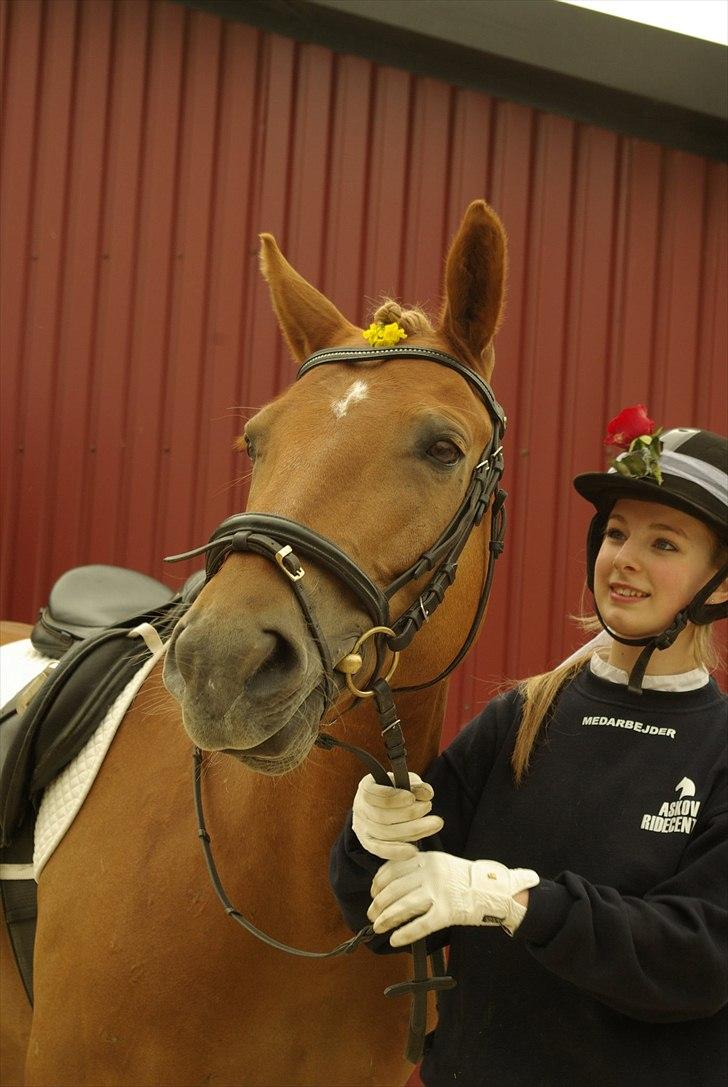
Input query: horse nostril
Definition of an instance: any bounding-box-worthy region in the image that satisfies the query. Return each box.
[162,624,189,699]
[171,623,195,684]
[165,614,308,708]
[246,629,301,697]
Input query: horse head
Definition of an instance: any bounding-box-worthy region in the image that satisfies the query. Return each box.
[163,200,507,773]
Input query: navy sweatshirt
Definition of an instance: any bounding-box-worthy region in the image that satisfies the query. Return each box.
[329,667,728,1086]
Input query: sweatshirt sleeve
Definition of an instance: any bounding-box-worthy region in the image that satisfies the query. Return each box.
[517,803,728,1022]
[327,813,388,947]
[328,692,520,950]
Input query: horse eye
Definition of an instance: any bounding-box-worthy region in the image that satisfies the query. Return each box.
[428,440,463,465]
[243,434,256,461]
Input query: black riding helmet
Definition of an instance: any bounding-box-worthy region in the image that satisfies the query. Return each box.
[574,426,728,693]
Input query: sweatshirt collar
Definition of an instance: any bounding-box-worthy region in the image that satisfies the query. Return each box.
[590,650,709,692]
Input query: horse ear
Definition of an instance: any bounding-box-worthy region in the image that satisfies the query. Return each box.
[259,234,360,362]
[439,201,507,380]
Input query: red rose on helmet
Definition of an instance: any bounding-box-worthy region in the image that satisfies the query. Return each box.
[603,404,656,448]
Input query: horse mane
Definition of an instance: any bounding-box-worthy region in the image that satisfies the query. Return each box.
[369,297,435,336]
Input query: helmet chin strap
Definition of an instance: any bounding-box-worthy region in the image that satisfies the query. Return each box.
[592,602,689,694]
[593,562,728,695]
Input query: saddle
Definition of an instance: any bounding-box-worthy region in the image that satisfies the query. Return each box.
[0,565,201,1003]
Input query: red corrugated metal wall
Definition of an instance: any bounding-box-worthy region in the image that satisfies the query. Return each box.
[2,0,726,737]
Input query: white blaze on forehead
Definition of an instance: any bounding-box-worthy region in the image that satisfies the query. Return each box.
[332,379,369,419]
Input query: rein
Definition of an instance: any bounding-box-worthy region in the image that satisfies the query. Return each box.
[166,345,507,1063]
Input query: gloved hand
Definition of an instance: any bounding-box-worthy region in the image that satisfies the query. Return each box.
[368,851,539,945]
[352,772,444,860]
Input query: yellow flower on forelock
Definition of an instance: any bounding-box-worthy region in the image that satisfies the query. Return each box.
[362,321,407,347]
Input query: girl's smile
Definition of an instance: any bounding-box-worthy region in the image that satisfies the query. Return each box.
[608,582,650,602]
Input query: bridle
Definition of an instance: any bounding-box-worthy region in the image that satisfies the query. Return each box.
[169,346,506,692]
[166,344,507,1063]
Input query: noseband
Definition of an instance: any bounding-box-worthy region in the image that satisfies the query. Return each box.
[165,344,507,1064]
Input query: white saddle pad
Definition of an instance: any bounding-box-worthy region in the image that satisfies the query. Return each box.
[0,638,54,702]
[0,634,165,880]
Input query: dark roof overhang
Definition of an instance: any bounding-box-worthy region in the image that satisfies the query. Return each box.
[178,0,727,161]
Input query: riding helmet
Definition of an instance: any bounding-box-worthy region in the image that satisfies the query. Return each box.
[573,426,728,692]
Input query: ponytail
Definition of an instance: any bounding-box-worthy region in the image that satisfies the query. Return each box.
[511,653,591,784]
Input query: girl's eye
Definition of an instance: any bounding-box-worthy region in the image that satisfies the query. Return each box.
[428,439,463,466]
[604,526,625,542]
[654,537,678,552]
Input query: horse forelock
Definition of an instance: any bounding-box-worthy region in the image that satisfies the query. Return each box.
[368,297,435,337]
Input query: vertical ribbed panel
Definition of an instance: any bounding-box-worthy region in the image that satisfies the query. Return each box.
[2,1,726,734]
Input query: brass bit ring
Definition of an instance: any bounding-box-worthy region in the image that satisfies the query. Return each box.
[338,625,400,699]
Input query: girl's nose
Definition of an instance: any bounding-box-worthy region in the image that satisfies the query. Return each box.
[613,541,641,571]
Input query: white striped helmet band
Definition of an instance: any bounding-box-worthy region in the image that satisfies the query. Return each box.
[610,427,727,511]
[609,449,727,506]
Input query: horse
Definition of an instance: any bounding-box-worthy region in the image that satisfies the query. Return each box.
[0,199,507,1087]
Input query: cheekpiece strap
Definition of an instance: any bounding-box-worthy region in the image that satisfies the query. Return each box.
[295,344,506,670]
[687,561,728,625]
[371,678,409,789]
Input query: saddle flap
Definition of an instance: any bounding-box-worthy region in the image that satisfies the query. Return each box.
[1,605,178,848]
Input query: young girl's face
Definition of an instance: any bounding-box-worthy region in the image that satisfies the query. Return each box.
[594,498,721,640]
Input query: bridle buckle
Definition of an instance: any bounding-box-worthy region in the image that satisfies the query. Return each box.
[275,544,305,581]
[475,445,503,472]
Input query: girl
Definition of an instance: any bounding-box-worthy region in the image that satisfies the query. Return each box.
[329,409,728,1086]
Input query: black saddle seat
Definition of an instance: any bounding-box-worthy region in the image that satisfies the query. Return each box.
[31,565,179,658]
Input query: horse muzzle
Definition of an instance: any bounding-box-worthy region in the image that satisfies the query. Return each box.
[163,603,326,768]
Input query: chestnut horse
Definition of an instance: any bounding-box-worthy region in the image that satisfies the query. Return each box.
[0,200,507,1087]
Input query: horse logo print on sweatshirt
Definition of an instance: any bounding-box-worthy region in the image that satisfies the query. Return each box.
[640,777,701,834]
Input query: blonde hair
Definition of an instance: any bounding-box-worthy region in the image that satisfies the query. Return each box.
[369,298,434,336]
[512,653,589,785]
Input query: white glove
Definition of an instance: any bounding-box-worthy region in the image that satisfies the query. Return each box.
[352,772,444,861]
[368,852,539,945]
